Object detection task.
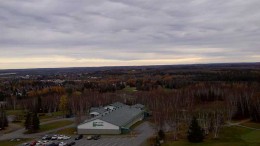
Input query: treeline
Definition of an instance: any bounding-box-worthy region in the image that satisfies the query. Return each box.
[136,82,260,140]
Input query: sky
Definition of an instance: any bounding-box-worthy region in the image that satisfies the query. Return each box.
[0,0,260,69]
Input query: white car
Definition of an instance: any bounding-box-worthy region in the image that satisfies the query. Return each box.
[51,135,58,140]
[59,142,67,146]
[57,135,65,140]
[63,136,71,140]
[35,141,42,146]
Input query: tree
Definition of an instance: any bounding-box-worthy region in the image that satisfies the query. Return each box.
[0,107,8,130]
[32,112,40,131]
[24,112,31,130]
[158,129,165,140]
[59,95,69,117]
[187,117,204,143]
[24,111,40,133]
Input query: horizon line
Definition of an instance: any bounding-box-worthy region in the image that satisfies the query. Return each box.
[0,61,259,71]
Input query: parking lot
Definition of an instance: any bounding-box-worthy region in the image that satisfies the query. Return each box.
[75,122,154,146]
[76,137,137,146]
[19,121,154,146]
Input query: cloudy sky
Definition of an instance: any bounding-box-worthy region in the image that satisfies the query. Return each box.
[0,0,260,69]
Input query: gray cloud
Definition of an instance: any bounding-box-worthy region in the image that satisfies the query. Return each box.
[0,0,260,69]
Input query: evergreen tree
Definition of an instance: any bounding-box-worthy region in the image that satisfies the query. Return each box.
[24,112,31,130]
[0,107,8,129]
[187,117,204,143]
[24,111,40,132]
[32,112,40,131]
[158,129,165,140]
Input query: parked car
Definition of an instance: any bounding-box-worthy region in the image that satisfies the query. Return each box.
[30,140,37,146]
[47,142,59,146]
[75,134,83,140]
[57,135,64,140]
[22,143,30,146]
[86,135,93,140]
[58,142,67,146]
[67,141,76,146]
[93,135,101,140]
[51,135,58,140]
[42,135,52,140]
[63,136,71,140]
[36,140,43,146]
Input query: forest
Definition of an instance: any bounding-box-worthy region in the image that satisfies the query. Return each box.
[0,63,259,144]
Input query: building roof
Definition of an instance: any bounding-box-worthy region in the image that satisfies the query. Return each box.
[109,102,125,108]
[131,104,145,109]
[89,107,107,114]
[99,105,143,127]
[82,102,144,127]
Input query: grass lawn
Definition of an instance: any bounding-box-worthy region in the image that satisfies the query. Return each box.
[6,109,24,115]
[0,138,32,146]
[158,125,260,146]
[24,120,74,134]
[122,86,137,92]
[55,127,77,135]
[39,111,64,122]
[240,122,260,129]
[39,120,73,133]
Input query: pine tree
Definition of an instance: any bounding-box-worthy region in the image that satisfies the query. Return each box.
[32,112,40,131]
[24,111,40,132]
[187,117,204,143]
[158,129,165,140]
[24,112,31,130]
[0,107,8,130]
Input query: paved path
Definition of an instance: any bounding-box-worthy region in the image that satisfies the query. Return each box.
[0,118,75,141]
[225,119,260,130]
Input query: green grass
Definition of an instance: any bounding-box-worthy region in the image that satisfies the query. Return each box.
[24,120,74,134]
[0,138,32,146]
[122,86,137,92]
[39,111,65,122]
[39,120,73,133]
[6,110,24,115]
[240,122,260,129]
[7,110,65,123]
[55,127,77,135]
[159,126,260,146]
[241,131,260,143]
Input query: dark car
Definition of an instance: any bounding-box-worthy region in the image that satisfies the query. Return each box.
[75,134,83,140]
[93,135,100,140]
[46,142,58,146]
[30,140,37,146]
[42,135,52,140]
[67,141,76,146]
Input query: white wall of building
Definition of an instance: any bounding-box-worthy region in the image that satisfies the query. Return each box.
[77,119,120,134]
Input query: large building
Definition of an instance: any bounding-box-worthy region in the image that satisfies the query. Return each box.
[77,102,145,134]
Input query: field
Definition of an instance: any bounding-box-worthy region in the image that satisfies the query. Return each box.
[39,120,74,133]
[55,127,77,135]
[0,138,32,146]
[161,124,260,146]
